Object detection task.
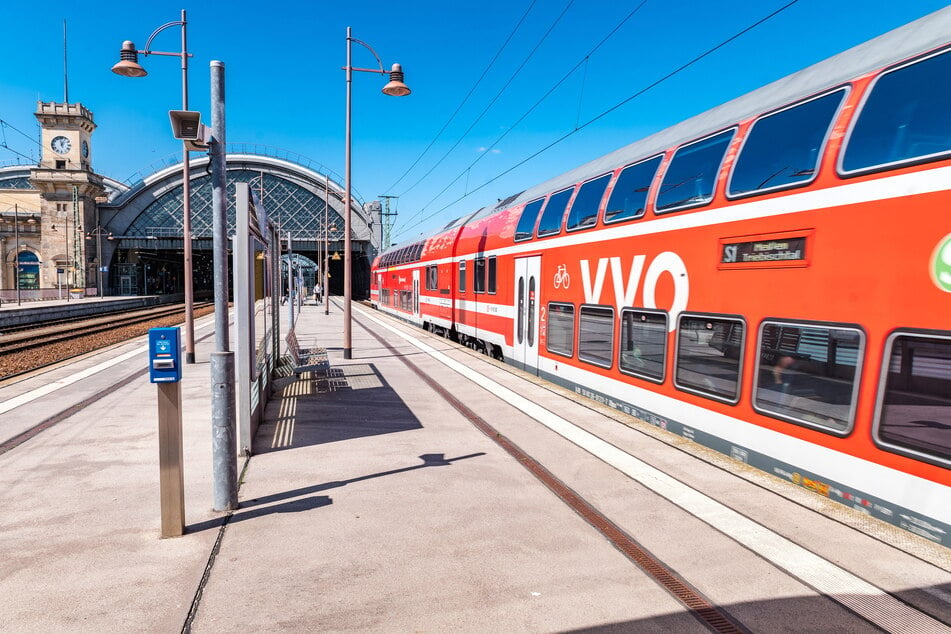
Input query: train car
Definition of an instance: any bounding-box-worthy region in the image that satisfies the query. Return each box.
[372,9,951,545]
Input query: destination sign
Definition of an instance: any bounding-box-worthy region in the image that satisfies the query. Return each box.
[721,237,807,264]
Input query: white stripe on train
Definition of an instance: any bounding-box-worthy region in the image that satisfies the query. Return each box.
[378,164,951,270]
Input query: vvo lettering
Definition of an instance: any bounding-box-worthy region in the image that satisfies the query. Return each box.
[580,252,689,332]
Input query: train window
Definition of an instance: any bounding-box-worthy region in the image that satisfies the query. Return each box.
[514,199,545,242]
[604,155,662,224]
[474,258,486,293]
[754,322,864,434]
[656,129,734,213]
[458,261,466,293]
[619,309,667,383]
[566,174,611,232]
[729,89,845,198]
[578,305,615,369]
[842,48,951,175]
[874,332,951,467]
[487,256,497,294]
[425,265,438,291]
[675,314,745,404]
[546,303,574,357]
[536,188,574,238]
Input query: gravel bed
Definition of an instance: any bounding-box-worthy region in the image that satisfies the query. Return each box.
[0,306,216,380]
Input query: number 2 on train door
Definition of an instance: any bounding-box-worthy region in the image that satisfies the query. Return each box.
[514,256,541,374]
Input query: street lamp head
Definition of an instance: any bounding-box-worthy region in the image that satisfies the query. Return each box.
[382,63,411,97]
[112,41,148,77]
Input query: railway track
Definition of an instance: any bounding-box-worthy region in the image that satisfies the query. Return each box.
[0,302,211,354]
[0,302,215,380]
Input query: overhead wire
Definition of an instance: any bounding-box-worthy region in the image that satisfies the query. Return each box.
[396,0,648,234]
[383,0,540,195]
[394,0,577,204]
[0,118,40,164]
[393,0,801,241]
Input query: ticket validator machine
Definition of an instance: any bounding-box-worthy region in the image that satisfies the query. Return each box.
[149,327,184,537]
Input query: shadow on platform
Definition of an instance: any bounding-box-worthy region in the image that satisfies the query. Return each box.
[185,452,485,534]
[255,362,424,452]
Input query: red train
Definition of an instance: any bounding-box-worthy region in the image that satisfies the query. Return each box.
[371,10,951,545]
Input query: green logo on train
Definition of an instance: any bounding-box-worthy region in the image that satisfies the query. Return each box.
[933,234,951,293]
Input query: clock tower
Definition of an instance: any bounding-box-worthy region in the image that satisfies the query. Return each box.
[30,102,105,290]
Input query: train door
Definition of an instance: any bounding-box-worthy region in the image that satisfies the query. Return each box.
[412,269,420,321]
[513,256,541,373]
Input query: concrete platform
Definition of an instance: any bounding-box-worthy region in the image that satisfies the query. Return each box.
[0,298,947,632]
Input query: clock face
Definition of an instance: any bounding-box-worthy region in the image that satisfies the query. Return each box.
[51,136,71,154]
[81,140,89,158]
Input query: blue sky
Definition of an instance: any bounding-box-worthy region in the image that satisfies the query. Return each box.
[0,1,948,243]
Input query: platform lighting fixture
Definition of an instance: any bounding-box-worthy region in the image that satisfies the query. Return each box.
[343,27,410,358]
[111,9,197,364]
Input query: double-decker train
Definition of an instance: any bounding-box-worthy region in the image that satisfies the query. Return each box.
[371,9,951,544]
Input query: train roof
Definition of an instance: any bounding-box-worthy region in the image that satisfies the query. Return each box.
[379,7,951,259]
[488,6,951,215]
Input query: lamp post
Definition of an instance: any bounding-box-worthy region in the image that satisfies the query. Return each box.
[65,207,71,301]
[323,172,335,315]
[112,9,196,364]
[85,226,113,298]
[343,27,410,359]
[13,204,21,306]
[325,220,336,316]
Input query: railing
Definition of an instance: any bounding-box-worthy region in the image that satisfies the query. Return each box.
[0,287,97,302]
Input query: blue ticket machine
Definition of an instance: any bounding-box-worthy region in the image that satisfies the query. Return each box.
[149,327,182,383]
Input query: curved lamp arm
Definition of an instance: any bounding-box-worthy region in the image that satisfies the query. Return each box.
[347,36,386,74]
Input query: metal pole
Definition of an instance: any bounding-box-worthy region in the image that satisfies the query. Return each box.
[272,223,281,368]
[65,208,70,302]
[209,59,237,512]
[325,174,330,315]
[14,204,20,306]
[344,26,353,359]
[157,381,185,537]
[287,231,294,331]
[180,10,196,364]
[96,206,103,297]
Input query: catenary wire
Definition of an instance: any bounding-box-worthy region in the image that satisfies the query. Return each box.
[395,0,649,234]
[382,0,540,195]
[394,0,577,202]
[392,0,801,242]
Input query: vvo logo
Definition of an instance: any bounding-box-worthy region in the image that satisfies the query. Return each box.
[580,252,689,332]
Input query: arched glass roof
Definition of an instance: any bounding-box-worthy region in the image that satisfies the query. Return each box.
[126,169,346,242]
[104,153,379,252]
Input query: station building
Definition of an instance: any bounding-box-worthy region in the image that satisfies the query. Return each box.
[0,100,382,299]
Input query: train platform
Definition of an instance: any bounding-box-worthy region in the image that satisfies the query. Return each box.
[0,298,948,632]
